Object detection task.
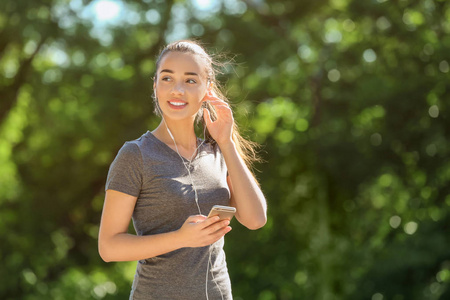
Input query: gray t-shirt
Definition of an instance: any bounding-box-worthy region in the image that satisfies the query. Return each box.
[105,131,232,300]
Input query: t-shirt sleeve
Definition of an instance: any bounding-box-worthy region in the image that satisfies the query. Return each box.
[105,142,143,197]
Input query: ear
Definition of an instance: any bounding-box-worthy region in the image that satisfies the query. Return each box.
[205,82,213,97]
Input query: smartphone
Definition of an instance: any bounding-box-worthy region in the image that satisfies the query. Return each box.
[207,205,236,221]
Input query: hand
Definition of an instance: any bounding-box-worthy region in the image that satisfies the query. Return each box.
[176,215,232,248]
[203,91,234,146]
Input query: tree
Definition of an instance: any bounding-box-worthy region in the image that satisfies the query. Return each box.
[0,0,449,299]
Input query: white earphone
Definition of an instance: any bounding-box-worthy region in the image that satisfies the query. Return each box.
[154,87,225,300]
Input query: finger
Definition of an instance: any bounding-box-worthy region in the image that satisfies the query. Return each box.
[214,105,232,112]
[203,91,220,101]
[205,102,231,112]
[204,94,218,101]
[210,104,230,110]
[208,102,232,114]
[203,226,232,246]
[213,106,233,119]
[206,220,230,234]
[207,99,228,106]
[209,91,228,103]
[201,215,221,227]
[210,226,232,240]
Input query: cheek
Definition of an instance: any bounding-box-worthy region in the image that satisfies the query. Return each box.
[155,83,169,96]
[189,85,207,98]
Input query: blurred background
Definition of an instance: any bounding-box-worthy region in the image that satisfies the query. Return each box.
[1,0,449,299]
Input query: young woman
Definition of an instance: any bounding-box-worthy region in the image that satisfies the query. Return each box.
[98,40,267,299]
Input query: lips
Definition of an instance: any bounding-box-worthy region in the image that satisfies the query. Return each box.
[167,99,187,110]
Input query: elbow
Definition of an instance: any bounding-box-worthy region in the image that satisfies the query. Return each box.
[98,240,113,263]
[99,251,112,263]
[245,216,267,230]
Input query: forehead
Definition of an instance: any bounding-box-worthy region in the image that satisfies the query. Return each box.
[158,52,207,77]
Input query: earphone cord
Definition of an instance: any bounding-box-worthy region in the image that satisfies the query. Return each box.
[162,117,224,300]
[206,244,225,300]
[162,118,205,214]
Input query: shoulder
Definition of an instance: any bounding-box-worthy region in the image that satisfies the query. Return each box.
[122,131,155,151]
[115,132,152,161]
[117,141,141,161]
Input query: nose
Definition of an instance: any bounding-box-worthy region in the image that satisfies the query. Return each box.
[171,82,184,96]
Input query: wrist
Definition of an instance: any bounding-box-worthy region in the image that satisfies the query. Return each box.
[217,139,236,152]
[172,229,187,249]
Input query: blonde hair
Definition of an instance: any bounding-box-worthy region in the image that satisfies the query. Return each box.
[153,40,261,175]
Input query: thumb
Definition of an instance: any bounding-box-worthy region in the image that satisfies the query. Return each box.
[186,215,207,224]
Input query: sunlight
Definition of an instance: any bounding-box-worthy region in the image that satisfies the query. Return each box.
[92,0,121,21]
[192,0,215,10]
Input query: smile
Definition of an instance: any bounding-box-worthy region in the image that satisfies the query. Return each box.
[169,101,187,106]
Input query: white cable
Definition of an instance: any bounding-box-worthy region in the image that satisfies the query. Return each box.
[206,244,224,300]
[206,249,210,300]
[162,118,205,214]
[160,105,224,300]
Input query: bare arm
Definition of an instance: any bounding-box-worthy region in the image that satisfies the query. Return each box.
[203,95,267,230]
[222,142,267,230]
[98,190,231,262]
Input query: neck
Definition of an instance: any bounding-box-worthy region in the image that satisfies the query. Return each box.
[153,118,198,151]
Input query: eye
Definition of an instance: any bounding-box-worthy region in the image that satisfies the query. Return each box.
[186,78,197,84]
[161,76,172,82]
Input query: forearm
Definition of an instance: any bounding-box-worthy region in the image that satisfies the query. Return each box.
[219,141,267,230]
[99,230,183,262]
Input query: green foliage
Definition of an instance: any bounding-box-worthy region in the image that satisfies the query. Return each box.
[1,0,449,299]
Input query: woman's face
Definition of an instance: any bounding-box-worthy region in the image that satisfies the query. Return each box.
[154,51,210,121]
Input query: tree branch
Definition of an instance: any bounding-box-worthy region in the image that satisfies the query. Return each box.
[0,36,47,123]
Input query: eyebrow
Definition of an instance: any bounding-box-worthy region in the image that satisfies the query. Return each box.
[160,69,199,76]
